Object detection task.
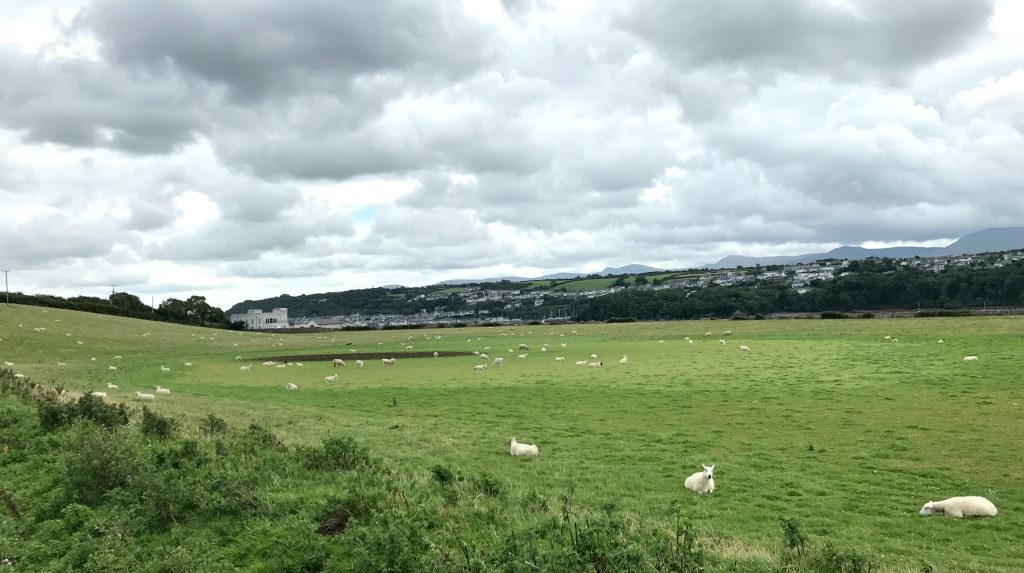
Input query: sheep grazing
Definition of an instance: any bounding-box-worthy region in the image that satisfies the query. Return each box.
[687,339,694,346]
[332,358,346,367]
[108,365,118,371]
[540,345,548,353]
[510,437,540,457]
[235,355,242,361]
[382,358,396,366]
[963,355,979,361]
[704,331,712,337]
[479,353,488,360]
[719,339,726,345]
[619,355,628,364]
[184,362,193,367]
[920,496,997,518]
[90,391,107,398]
[590,353,598,359]
[492,357,504,367]
[560,343,567,348]
[684,464,716,494]
[473,364,488,371]
[355,360,364,368]
[160,366,171,372]
[433,351,439,358]
[739,345,752,353]
[722,330,732,336]
[13,373,24,379]
[107,383,119,389]
[155,386,171,396]
[517,353,528,359]
[555,356,566,363]
[324,374,338,383]
[884,335,892,341]
[285,383,298,391]
[518,343,529,350]
[135,392,156,401]
[404,345,413,351]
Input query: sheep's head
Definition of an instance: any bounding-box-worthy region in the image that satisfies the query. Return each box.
[702,465,715,479]
[919,501,935,516]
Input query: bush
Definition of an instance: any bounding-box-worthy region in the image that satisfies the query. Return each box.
[140,407,176,439]
[303,437,373,472]
[200,414,229,435]
[430,464,455,486]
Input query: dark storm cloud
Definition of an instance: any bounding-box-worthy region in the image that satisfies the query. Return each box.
[75,0,496,100]
[621,0,995,81]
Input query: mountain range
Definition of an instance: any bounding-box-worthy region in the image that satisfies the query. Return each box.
[435,264,664,286]
[701,227,1024,268]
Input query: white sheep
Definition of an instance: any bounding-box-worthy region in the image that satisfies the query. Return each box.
[723,330,732,336]
[510,437,539,457]
[433,351,439,358]
[619,355,628,364]
[239,364,251,371]
[719,339,726,345]
[355,360,364,368]
[155,386,171,395]
[937,339,945,344]
[473,364,488,371]
[590,353,598,359]
[555,356,566,363]
[383,358,396,366]
[13,373,24,379]
[333,358,346,367]
[235,355,242,361]
[324,374,338,383]
[919,496,997,518]
[285,383,298,390]
[587,361,603,367]
[963,355,978,361]
[540,345,548,352]
[108,365,117,370]
[492,357,504,367]
[575,360,588,366]
[184,362,193,367]
[704,331,712,337]
[684,464,715,493]
[57,362,66,366]
[480,353,488,360]
[107,383,119,389]
[160,366,171,372]
[518,353,528,359]
[687,339,694,346]
[560,343,567,348]
[739,345,752,353]
[90,391,107,398]
[135,392,156,401]
[518,343,529,350]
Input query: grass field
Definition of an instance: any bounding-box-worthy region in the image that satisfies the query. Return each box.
[2,303,1023,571]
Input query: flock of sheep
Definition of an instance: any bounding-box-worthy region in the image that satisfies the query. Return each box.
[1,319,1000,519]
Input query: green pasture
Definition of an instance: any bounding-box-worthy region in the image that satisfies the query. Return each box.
[2,304,1023,571]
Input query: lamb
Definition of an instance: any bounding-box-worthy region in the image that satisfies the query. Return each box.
[135,392,156,401]
[160,366,171,372]
[518,353,528,359]
[355,360,364,368]
[687,339,694,346]
[155,386,171,395]
[107,383,119,389]
[235,355,242,361]
[285,383,298,391]
[509,437,540,457]
[704,331,712,337]
[540,345,548,352]
[90,391,107,398]
[722,330,732,336]
[479,353,488,360]
[473,364,488,371]
[555,356,566,363]
[719,339,726,345]
[618,355,628,364]
[739,345,752,353]
[333,359,346,367]
[919,496,997,518]
[963,355,978,361]
[684,464,715,494]
[108,365,117,370]
[492,357,504,367]
[239,364,252,371]
[184,362,193,367]
[324,374,338,383]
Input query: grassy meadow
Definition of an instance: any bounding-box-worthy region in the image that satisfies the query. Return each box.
[2,303,1023,571]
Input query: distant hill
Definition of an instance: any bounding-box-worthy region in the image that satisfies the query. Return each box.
[599,264,663,275]
[435,265,663,286]
[703,227,1024,269]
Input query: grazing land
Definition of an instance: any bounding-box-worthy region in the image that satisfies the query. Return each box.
[2,304,1022,571]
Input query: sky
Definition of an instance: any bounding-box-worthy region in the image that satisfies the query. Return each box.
[1,0,1022,310]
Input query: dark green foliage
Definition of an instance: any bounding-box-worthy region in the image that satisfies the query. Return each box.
[430,464,455,486]
[140,407,176,439]
[200,413,229,435]
[4,291,231,328]
[37,391,129,432]
[820,311,849,319]
[811,542,875,573]
[781,517,807,556]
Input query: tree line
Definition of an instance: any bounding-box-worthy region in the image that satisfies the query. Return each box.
[5,292,234,329]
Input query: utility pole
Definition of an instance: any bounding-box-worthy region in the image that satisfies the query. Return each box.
[109,284,118,295]
[2,270,8,306]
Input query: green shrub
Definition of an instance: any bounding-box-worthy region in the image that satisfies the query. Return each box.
[140,407,176,439]
[200,414,229,435]
[430,464,455,486]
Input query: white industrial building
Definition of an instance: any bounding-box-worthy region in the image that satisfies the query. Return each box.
[230,308,289,330]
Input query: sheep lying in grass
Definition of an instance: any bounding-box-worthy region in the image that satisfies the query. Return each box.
[919,496,997,518]
[324,374,338,383]
[684,464,715,493]
[473,364,488,371]
[963,355,978,361]
[510,437,539,457]
[355,360,364,368]
[90,391,107,398]
[517,353,528,359]
[108,365,117,370]
[160,366,171,372]
[719,339,726,345]
[107,383,119,389]
[587,361,603,367]
[619,355,628,364]
[285,383,298,390]
[184,362,192,367]
[739,345,752,353]
[239,365,251,371]
[135,392,156,401]
[575,360,588,366]
[156,386,171,396]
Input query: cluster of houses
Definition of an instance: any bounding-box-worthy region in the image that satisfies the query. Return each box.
[232,249,1024,330]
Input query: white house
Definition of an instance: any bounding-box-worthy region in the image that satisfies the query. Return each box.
[230,308,289,330]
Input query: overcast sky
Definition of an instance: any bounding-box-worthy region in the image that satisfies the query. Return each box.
[1,0,1022,310]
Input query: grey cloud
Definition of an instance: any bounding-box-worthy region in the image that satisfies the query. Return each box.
[0,213,120,267]
[76,0,496,100]
[0,49,203,153]
[621,0,995,82]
